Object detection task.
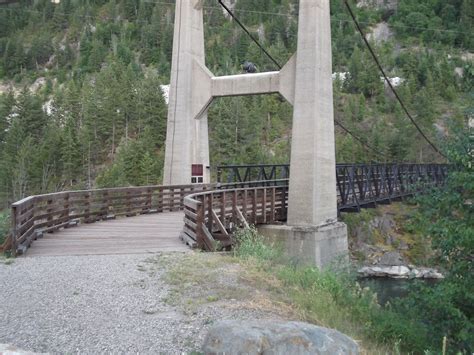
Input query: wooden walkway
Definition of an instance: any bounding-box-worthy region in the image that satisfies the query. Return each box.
[25,212,189,257]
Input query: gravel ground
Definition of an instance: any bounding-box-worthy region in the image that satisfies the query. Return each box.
[0,253,286,354]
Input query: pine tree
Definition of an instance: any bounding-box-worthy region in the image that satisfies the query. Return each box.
[15,89,48,141]
[0,90,14,145]
[61,117,82,187]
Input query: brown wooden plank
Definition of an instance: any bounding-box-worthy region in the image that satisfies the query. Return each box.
[235,207,249,229]
[211,209,229,237]
[24,212,188,256]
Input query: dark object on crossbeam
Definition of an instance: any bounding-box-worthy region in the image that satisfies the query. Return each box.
[242,61,257,73]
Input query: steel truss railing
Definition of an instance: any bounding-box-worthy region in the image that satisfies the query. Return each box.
[214,163,449,212]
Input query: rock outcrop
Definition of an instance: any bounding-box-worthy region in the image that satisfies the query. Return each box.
[202,320,360,355]
[357,0,398,11]
[359,265,444,279]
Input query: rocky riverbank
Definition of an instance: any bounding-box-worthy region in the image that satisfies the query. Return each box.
[342,203,444,279]
[358,265,443,279]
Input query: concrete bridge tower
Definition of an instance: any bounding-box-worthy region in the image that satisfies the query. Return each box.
[163,0,210,185]
[163,0,348,267]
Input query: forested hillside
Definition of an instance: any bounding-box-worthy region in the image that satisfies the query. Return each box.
[0,0,472,207]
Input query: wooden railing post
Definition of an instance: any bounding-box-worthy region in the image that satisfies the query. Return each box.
[270,187,275,223]
[126,191,132,217]
[252,188,257,225]
[46,199,53,228]
[196,198,205,248]
[281,186,287,221]
[232,190,237,228]
[242,189,248,221]
[101,191,109,220]
[207,193,213,232]
[145,188,152,213]
[63,193,70,223]
[221,191,226,229]
[158,187,163,212]
[84,192,91,223]
[11,205,18,257]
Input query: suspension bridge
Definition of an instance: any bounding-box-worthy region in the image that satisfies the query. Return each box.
[3,0,447,267]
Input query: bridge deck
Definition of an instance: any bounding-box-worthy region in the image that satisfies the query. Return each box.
[24,212,189,257]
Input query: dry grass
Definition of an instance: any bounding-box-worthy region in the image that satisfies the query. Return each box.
[151,251,397,354]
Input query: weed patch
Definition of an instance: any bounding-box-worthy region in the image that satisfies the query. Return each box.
[232,227,435,353]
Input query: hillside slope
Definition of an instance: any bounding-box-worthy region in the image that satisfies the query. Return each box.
[0,0,472,205]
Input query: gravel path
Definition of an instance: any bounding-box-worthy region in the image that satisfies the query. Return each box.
[0,253,286,354]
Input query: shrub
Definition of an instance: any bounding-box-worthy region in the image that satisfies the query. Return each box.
[232,226,430,352]
[0,211,10,245]
[395,129,474,352]
[233,226,282,263]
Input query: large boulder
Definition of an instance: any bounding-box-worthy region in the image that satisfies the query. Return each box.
[202,320,359,355]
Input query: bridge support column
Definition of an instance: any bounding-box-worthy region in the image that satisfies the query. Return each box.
[261,0,348,267]
[165,0,348,266]
[163,0,210,185]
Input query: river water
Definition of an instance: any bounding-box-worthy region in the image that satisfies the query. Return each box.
[358,277,439,305]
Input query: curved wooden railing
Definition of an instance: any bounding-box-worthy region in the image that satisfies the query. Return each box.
[183,164,449,250]
[7,181,281,256]
[7,164,449,255]
[9,184,212,256]
[182,180,288,251]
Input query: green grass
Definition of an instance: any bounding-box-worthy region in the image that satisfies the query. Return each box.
[0,210,10,245]
[232,227,435,354]
[232,226,283,263]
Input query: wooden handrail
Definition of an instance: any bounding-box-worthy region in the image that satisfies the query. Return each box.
[5,163,448,255]
[183,164,449,251]
[8,184,217,256]
[6,179,287,256]
[183,183,288,250]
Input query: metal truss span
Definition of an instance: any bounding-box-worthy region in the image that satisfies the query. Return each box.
[214,163,449,211]
[182,163,448,250]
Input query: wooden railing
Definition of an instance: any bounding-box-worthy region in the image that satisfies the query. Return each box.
[7,181,277,256]
[9,184,215,256]
[7,164,449,255]
[183,164,449,250]
[183,181,288,251]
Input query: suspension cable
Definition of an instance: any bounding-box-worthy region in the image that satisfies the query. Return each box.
[217,0,282,70]
[217,0,389,160]
[335,118,388,159]
[343,0,447,159]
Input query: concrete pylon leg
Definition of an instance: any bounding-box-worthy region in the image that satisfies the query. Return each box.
[287,0,338,226]
[259,0,348,268]
[163,0,210,185]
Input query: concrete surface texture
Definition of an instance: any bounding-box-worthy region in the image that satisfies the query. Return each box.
[258,222,349,268]
[163,0,348,267]
[287,0,338,227]
[164,0,338,226]
[163,0,210,185]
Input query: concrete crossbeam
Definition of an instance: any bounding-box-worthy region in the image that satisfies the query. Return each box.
[212,72,280,98]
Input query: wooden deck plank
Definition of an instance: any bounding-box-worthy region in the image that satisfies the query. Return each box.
[25,212,189,257]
